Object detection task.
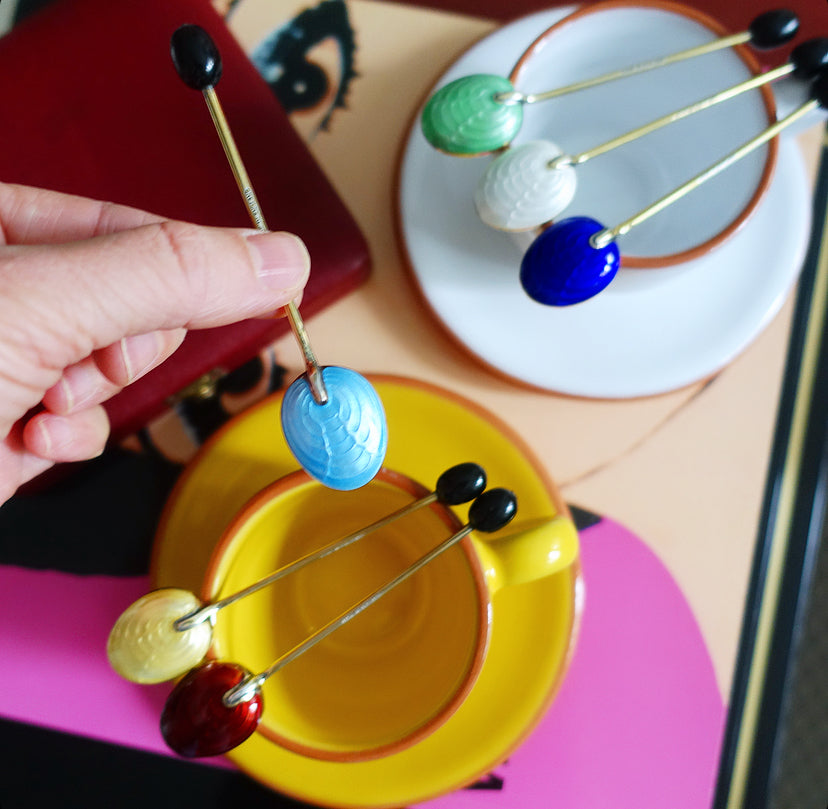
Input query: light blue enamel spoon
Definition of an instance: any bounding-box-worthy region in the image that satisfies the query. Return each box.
[171,25,386,490]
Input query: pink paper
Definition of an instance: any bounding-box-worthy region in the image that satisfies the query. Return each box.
[0,567,229,767]
[0,515,724,805]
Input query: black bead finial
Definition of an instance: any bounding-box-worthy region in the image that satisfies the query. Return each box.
[435,463,487,506]
[468,488,517,534]
[812,70,828,110]
[791,38,828,80]
[171,24,223,91]
[749,10,798,50]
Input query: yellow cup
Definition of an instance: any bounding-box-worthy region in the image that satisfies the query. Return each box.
[203,468,578,762]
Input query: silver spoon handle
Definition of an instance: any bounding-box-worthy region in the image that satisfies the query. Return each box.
[593,97,819,248]
[517,30,750,105]
[560,62,792,168]
[202,86,327,404]
[175,491,439,631]
[223,523,473,706]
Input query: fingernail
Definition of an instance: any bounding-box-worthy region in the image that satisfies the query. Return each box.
[246,232,310,290]
[37,416,73,454]
[58,376,75,412]
[119,333,164,383]
[35,418,52,454]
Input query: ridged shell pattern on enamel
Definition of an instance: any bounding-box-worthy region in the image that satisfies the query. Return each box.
[106,588,213,684]
[475,140,577,231]
[520,216,621,306]
[281,366,387,491]
[420,74,524,156]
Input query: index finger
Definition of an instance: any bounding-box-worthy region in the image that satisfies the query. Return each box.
[0,183,164,246]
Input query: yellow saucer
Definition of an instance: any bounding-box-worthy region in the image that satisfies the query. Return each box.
[152,375,581,808]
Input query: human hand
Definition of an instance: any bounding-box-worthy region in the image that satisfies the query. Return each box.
[0,183,310,505]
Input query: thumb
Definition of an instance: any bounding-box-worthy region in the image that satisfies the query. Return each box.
[0,220,310,363]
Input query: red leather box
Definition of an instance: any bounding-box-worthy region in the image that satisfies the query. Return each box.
[0,0,371,438]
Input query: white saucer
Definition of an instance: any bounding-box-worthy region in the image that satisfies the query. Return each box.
[397,6,812,398]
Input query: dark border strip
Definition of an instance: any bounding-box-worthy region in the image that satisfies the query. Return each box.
[713,124,828,809]
[0,716,308,809]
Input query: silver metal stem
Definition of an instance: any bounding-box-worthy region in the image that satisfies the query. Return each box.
[499,30,750,105]
[222,522,473,707]
[591,97,819,249]
[560,62,792,168]
[175,491,439,632]
[202,86,328,405]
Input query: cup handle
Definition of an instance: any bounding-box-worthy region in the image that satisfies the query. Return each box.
[471,514,579,595]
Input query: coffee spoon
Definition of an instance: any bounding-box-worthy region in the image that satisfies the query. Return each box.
[475,38,828,231]
[170,25,386,491]
[107,462,488,684]
[158,487,518,757]
[519,68,828,306]
[421,9,798,155]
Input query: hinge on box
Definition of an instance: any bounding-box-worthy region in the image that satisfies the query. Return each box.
[166,368,226,405]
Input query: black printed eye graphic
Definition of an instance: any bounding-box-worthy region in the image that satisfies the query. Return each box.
[248,0,357,133]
